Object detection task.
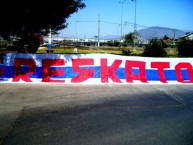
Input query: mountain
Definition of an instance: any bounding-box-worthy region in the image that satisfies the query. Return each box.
[96,27,192,42]
[100,35,120,40]
[137,26,187,39]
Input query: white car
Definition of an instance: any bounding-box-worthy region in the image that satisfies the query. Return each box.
[41,42,59,47]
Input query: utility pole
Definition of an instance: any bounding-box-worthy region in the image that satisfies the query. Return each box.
[132,0,137,48]
[173,29,176,45]
[117,24,120,39]
[75,21,79,44]
[98,14,100,47]
[48,28,52,53]
[119,0,127,43]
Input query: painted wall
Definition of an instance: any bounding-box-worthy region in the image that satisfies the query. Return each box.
[0,53,193,84]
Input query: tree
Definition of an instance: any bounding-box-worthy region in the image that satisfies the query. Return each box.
[185,32,191,35]
[124,32,134,43]
[107,40,114,47]
[163,35,169,40]
[143,38,167,57]
[177,39,193,57]
[0,0,85,52]
[114,40,120,47]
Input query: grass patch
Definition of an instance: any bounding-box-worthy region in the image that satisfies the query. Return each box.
[166,48,178,57]
[37,47,122,55]
[37,46,178,57]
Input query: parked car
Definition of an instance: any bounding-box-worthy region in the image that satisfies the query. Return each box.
[41,41,60,47]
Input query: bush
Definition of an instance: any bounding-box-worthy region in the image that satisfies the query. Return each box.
[114,41,120,47]
[177,39,193,57]
[122,43,127,47]
[107,40,120,47]
[86,42,91,46]
[14,39,25,53]
[142,39,167,57]
[27,34,43,53]
[122,48,131,56]
[0,41,7,52]
[107,41,114,46]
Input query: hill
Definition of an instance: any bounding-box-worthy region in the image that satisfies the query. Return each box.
[137,26,187,39]
[100,35,120,40]
[96,27,192,42]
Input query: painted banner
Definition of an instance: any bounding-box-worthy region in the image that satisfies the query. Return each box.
[0,53,193,84]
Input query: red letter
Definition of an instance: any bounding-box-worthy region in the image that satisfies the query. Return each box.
[151,62,170,83]
[175,62,193,83]
[71,59,94,83]
[100,59,122,83]
[13,58,36,82]
[0,66,4,78]
[125,60,147,83]
[42,59,64,82]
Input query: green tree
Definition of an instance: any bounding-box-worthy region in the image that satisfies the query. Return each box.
[0,0,85,53]
[143,38,167,57]
[27,34,44,53]
[177,39,193,57]
[124,32,134,43]
[114,40,120,47]
[185,32,191,35]
[163,35,169,40]
[107,41,114,47]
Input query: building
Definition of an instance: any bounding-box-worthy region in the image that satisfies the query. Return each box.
[180,33,193,40]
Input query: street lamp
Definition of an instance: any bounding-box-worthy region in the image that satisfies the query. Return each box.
[98,14,100,47]
[119,0,127,43]
[117,24,121,40]
[75,21,79,44]
[48,28,52,53]
[48,27,59,53]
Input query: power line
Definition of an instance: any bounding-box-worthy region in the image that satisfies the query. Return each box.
[66,19,191,40]
[100,21,120,25]
[75,20,98,23]
[72,20,190,32]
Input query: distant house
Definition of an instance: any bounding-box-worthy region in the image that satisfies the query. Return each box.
[180,33,193,40]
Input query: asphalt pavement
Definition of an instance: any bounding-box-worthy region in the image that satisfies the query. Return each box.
[0,83,193,145]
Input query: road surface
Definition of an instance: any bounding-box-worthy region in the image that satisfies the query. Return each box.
[0,83,193,145]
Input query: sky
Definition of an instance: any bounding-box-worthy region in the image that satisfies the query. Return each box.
[59,0,193,39]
